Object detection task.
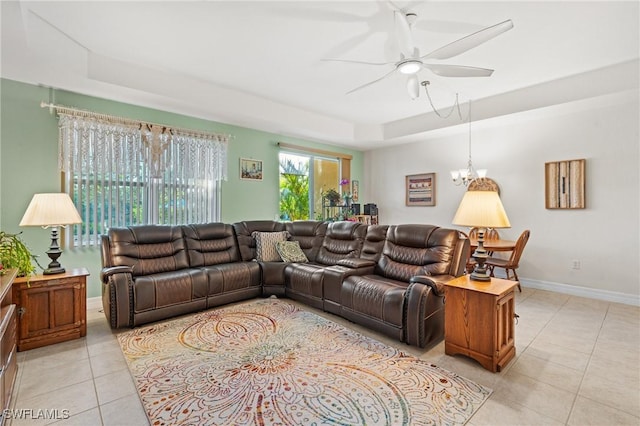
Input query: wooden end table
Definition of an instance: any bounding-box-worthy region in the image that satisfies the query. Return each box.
[12,268,89,351]
[443,275,518,372]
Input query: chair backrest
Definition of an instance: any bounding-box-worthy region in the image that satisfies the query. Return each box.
[507,230,530,268]
[469,227,500,240]
[377,224,467,281]
[316,221,367,266]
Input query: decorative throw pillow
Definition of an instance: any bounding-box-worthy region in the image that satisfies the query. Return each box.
[276,240,309,263]
[251,231,290,262]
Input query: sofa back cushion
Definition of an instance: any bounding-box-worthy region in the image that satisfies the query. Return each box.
[316,221,367,266]
[284,221,328,262]
[361,225,389,263]
[183,223,241,266]
[106,225,188,277]
[377,225,460,282]
[232,221,286,261]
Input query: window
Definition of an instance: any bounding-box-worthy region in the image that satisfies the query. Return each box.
[279,153,310,220]
[278,146,348,220]
[57,113,228,247]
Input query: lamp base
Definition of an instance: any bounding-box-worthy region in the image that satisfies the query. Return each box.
[469,269,491,281]
[44,227,66,275]
[469,227,491,281]
[43,266,66,275]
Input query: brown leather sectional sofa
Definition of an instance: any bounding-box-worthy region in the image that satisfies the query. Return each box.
[100,220,469,348]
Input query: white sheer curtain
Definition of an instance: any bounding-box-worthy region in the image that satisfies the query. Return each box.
[57,113,228,247]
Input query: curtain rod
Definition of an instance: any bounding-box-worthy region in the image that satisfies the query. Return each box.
[40,102,233,141]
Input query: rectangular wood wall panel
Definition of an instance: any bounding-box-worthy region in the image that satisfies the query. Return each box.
[545,159,585,209]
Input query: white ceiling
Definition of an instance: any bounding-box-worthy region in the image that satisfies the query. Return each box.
[2,1,639,149]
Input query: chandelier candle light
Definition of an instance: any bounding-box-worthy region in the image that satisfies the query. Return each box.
[452,190,511,281]
[451,100,487,186]
[19,193,82,275]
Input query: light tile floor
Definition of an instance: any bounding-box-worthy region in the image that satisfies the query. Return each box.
[7,288,640,425]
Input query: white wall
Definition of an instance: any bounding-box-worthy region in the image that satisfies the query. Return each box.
[364,90,639,303]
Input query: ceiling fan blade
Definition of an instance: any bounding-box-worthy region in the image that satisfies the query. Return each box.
[413,20,485,35]
[394,10,415,58]
[407,74,420,99]
[322,58,394,66]
[422,19,514,60]
[346,68,397,95]
[424,64,494,77]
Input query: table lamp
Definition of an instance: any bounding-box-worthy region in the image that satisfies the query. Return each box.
[19,193,82,275]
[452,190,511,281]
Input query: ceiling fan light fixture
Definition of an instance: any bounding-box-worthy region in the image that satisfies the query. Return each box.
[398,60,422,75]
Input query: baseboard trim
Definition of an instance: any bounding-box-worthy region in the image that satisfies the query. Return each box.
[519,278,640,307]
[87,296,102,310]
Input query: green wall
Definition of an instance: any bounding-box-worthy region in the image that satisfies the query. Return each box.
[0,78,363,297]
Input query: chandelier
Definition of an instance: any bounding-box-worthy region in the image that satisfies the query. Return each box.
[419,83,488,186]
[450,100,486,186]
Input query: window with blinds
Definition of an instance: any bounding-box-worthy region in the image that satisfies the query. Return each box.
[57,112,228,247]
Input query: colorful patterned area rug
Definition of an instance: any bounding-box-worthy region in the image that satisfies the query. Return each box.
[118,298,491,425]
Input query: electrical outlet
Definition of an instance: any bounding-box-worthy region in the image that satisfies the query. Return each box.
[572,260,581,270]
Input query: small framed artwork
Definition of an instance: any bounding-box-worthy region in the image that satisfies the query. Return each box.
[406,173,436,206]
[240,158,263,181]
[351,180,359,202]
[545,159,585,209]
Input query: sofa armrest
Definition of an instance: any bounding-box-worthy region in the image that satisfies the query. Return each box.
[101,268,134,328]
[336,258,376,269]
[405,277,446,348]
[409,275,444,296]
[100,266,134,283]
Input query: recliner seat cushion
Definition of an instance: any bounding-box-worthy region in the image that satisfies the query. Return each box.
[284,263,325,300]
[202,262,261,295]
[341,275,406,327]
[133,269,208,312]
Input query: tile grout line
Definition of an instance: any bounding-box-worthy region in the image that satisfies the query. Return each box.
[565,302,640,421]
[559,298,608,425]
[86,338,107,426]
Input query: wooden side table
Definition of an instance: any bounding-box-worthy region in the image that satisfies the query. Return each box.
[443,275,518,372]
[12,268,89,351]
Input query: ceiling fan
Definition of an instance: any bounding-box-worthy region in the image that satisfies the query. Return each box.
[324,4,514,99]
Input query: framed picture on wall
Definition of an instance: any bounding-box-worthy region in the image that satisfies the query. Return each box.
[240,158,263,181]
[351,180,359,202]
[406,173,436,206]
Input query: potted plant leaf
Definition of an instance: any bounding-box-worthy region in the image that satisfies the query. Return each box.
[323,188,342,206]
[0,231,38,277]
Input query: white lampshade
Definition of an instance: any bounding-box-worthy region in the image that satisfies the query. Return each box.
[20,193,82,227]
[452,190,511,228]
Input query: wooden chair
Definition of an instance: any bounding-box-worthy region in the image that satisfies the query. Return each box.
[485,230,530,291]
[469,227,500,256]
[469,227,500,241]
[458,231,476,274]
